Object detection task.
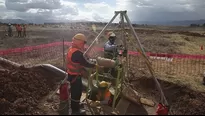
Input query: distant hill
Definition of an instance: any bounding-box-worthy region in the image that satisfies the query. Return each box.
[134,19,205,26]
[0,19,30,24]
[0,18,205,26]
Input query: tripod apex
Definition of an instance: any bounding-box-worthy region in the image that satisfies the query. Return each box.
[115,10,127,14]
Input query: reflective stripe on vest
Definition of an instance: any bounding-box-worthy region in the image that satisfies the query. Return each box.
[67,47,83,75]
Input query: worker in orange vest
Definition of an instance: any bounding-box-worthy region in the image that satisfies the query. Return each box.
[66,33,100,115]
[17,24,22,37]
[88,81,112,107]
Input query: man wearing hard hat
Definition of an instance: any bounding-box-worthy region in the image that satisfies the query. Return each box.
[103,32,123,78]
[104,32,120,59]
[88,81,112,107]
[7,23,12,37]
[66,33,100,115]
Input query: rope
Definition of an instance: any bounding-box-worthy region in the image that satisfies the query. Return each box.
[44,102,60,112]
[86,69,95,115]
[112,66,122,110]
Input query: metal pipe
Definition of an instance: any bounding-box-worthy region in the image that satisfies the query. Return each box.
[0,57,21,68]
[83,12,119,57]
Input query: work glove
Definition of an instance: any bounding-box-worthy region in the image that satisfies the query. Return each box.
[90,101,101,107]
[117,45,123,48]
[122,49,128,57]
[95,64,104,69]
[89,59,97,64]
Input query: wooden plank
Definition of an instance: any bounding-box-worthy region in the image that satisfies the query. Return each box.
[122,87,141,105]
[56,89,60,95]
[140,98,155,107]
[116,98,130,115]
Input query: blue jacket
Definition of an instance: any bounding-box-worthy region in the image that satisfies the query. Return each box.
[104,41,118,53]
[104,41,118,59]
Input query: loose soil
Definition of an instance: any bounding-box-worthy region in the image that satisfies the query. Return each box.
[0,65,57,115]
[0,61,205,115]
[132,77,205,115]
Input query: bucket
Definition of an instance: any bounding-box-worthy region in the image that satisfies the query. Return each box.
[96,57,116,68]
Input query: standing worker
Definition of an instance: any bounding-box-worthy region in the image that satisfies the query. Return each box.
[15,24,18,37]
[17,24,22,37]
[66,33,100,115]
[103,32,123,78]
[104,32,120,60]
[23,24,26,37]
[7,23,12,37]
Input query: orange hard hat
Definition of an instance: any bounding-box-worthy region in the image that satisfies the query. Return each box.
[72,33,87,42]
[72,33,87,50]
[107,32,116,39]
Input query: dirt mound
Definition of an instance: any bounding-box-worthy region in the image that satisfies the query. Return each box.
[141,38,181,54]
[131,77,205,115]
[0,66,56,115]
[172,31,205,37]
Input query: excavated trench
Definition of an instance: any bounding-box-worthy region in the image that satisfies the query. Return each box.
[0,58,205,115]
[132,77,205,115]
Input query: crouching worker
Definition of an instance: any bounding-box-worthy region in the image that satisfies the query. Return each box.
[88,81,111,107]
[66,33,100,115]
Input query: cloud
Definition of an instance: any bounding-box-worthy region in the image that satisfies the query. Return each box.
[5,0,62,12]
[1,0,205,23]
[84,2,116,22]
[116,0,205,22]
[1,0,79,23]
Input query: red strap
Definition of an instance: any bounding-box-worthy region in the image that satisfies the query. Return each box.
[70,76,79,84]
[108,97,113,105]
[156,103,168,115]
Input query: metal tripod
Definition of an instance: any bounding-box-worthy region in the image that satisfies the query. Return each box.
[84,10,169,112]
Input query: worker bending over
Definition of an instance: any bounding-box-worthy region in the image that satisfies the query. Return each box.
[88,81,111,106]
[66,33,99,115]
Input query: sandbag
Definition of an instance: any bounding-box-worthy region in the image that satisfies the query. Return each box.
[96,57,116,68]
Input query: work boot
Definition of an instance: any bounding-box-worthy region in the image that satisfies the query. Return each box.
[71,109,86,115]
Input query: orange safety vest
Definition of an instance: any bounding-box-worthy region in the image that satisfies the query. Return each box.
[66,47,83,75]
[97,90,111,101]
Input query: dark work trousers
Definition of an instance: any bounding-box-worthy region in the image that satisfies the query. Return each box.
[8,30,12,37]
[68,74,82,113]
[18,31,22,37]
[23,31,26,37]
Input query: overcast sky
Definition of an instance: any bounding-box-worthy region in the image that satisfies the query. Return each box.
[0,0,205,23]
